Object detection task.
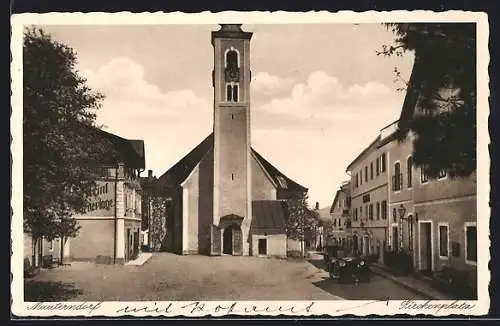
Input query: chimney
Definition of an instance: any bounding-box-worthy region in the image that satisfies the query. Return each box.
[315,202,319,210]
[148,169,153,179]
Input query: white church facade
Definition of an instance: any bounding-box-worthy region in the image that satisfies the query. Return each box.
[156,24,308,257]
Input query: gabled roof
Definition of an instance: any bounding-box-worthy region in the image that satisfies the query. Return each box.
[251,150,308,193]
[397,59,422,132]
[157,133,214,187]
[251,200,287,234]
[157,133,308,193]
[330,189,342,214]
[95,128,146,169]
[345,135,381,172]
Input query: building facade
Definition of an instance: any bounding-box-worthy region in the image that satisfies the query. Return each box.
[155,24,308,258]
[328,181,351,247]
[394,61,477,287]
[346,126,394,263]
[24,130,146,266]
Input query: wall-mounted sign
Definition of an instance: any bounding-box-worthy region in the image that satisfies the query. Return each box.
[83,181,115,217]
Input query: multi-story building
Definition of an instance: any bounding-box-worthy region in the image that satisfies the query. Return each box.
[394,60,477,289]
[345,124,396,263]
[67,129,145,264]
[382,121,416,271]
[329,181,351,247]
[24,129,146,267]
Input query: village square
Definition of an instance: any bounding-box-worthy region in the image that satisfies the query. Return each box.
[21,22,477,302]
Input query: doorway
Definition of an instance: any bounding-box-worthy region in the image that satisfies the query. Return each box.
[126,229,131,261]
[419,221,433,272]
[392,226,399,251]
[353,235,358,254]
[363,235,369,255]
[258,238,267,255]
[223,226,233,254]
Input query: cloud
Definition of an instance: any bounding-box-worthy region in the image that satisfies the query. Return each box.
[253,71,400,122]
[251,72,295,96]
[80,57,212,177]
[347,81,391,97]
[250,71,405,206]
[82,57,209,119]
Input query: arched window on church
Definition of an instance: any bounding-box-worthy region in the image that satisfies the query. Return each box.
[224,47,240,102]
[225,49,239,69]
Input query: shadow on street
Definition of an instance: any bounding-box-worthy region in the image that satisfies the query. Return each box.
[24,280,84,301]
[307,258,328,272]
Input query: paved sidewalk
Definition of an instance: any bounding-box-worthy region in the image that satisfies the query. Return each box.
[125,252,153,266]
[371,263,453,300]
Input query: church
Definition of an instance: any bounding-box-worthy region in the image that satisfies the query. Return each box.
[155,24,307,257]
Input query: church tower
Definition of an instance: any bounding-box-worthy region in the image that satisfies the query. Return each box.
[211,24,253,255]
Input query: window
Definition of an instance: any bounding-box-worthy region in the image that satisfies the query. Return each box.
[365,205,368,219]
[438,169,447,179]
[360,171,363,185]
[359,206,363,220]
[226,83,239,102]
[365,166,368,182]
[369,204,373,220]
[376,158,380,176]
[354,208,358,221]
[381,200,387,219]
[376,202,380,220]
[381,153,386,172]
[439,224,449,258]
[407,156,413,188]
[276,176,288,188]
[393,162,402,191]
[421,165,429,183]
[355,174,359,188]
[465,223,477,264]
[370,162,374,180]
[226,49,239,69]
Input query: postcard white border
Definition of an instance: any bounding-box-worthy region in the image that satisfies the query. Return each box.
[10,10,490,317]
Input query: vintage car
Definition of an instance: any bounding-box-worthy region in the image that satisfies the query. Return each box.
[323,245,371,283]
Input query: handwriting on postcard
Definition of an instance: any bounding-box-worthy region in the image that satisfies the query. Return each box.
[26,300,477,316]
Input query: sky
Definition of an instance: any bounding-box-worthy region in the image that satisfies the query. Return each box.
[40,23,415,209]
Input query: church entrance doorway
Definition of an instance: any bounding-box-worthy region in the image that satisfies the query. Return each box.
[222,224,243,255]
[223,226,233,254]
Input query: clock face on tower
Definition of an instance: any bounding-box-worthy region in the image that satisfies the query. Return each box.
[224,66,240,83]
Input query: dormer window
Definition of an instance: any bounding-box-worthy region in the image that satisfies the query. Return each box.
[276,176,288,189]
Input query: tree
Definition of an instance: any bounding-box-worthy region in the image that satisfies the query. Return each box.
[23,27,114,261]
[322,219,336,245]
[149,196,168,251]
[379,23,476,179]
[285,193,319,257]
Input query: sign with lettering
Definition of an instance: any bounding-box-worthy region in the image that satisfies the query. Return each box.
[83,181,115,217]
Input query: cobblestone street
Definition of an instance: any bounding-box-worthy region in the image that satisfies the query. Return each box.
[24,253,342,301]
